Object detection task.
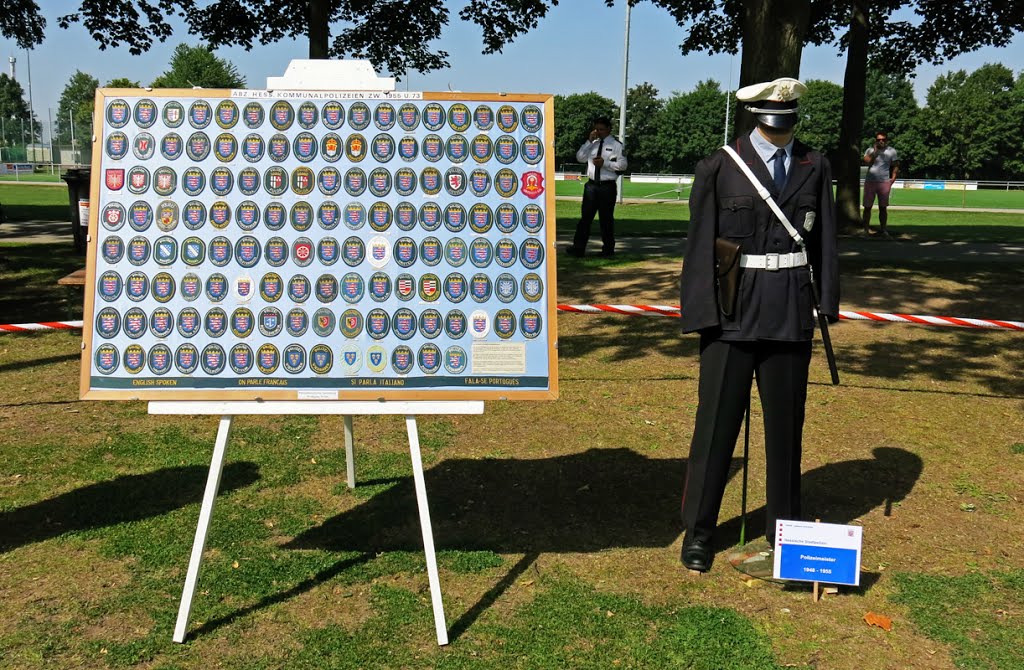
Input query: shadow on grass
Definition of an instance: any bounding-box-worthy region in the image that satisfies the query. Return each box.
[0,243,84,322]
[0,462,261,553]
[0,351,80,375]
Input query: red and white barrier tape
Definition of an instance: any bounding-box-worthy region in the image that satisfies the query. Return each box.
[1,308,1022,333]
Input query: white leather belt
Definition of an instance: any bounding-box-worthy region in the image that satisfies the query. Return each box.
[739,251,808,271]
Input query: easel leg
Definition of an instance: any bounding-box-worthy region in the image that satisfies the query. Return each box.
[344,415,356,489]
[406,415,448,646]
[173,415,233,644]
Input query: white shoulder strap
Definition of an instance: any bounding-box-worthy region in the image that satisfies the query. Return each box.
[721,144,805,248]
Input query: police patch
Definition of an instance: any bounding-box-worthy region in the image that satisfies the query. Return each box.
[186,132,211,161]
[315,274,339,303]
[283,344,306,373]
[234,235,261,268]
[443,272,467,302]
[318,201,341,229]
[495,135,518,164]
[154,167,177,197]
[243,102,265,129]
[123,344,147,374]
[495,168,518,198]
[444,203,466,232]
[418,343,442,374]
[470,273,492,302]
[445,134,469,163]
[368,167,392,197]
[214,133,237,162]
[160,132,184,161]
[371,133,395,162]
[444,237,468,267]
[268,133,290,162]
[204,307,228,337]
[397,136,418,162]
[127,236,151,266]
[318,167,341,196]
[125,271,148,302]
[175,343,200,375]
[368,201,392,232]
[522,204,545,234]
[205,273,229,302]
[344,167,366,196]
[294,132,318,162]
[420,167,442,195]
[257,344,280,375]
[318,236,340,265]
[102,203,126,231]
[448,103,471,132]
[419,273,441,302]
[340,308,363,338]
[188,100,212,129]
[163,100,185,128]
[368,272,391,302]
[134,99,158,128]
[496,272,518,303]
[445,309,467,339]
[287,308,309,336]
[231,307,255,337]
[367,345,388,373]
[420,236,443,266]
[216,99,239,129]
[421,134,444,162]
[182,167,205,197]
[473,104,494,131]
[208,235,232,266]
[297,101,319,130]
[338,343,361,375]
[366,308,390,340]
[419,309,443,339]
[471,134,493,163]
[264,166,288,196]
[521,104,543,132]
[345,202,367,230]
[391,345,414,374]
[348,102,371,130]
[291,167,315,195]
[288,274,311,303]
[470,203,493,234]
[177,307,202,337]
[210,167,233,196]
[106,132,129,160]
[235,200,260,231]
[444,345,468,374]
[181,273,202,301]
[292,237,314,267]
[101,236,124,264]
[264,202,287,230]
[521,171,545,199]
[260,272,284,302]
[423,103,445,131]
[495,239,518,268]
[374,102,396,130]
[395,201,417,230]
[469,169,491,197]
[520,307,543,339]
[392,307,416,340]
[395,273,416,301]
[495,203,519,233]
[470,238,493,268]
[127,166,150,195]
[521,273,544,302]
[238,167,261,196]
[393,237,417,268]
[340,272,364,303]
[419,202,442,231]
[321,133,343,162]
[152,272,176,303]
[130,201,153,231]
[521,135,544,165]
[322,101,344,130]
[201,343,226,375]
[229,343,254,375]
[494,309,516,339]
[105,168,125,191]
[398,103,420,131]
[290,202,314,231]
[264,237,288,267]
[106,99,131,128]
[520,238,545,269]
[183,200,206,229]
[470,309,490,338]
[497,105,518,132]
[445,167,467,196]
[123,307,148,339]
[95,307,121,339]
[312,307,336,336]
[270,101,294,130]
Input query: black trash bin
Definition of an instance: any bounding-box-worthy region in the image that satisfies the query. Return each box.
[62,168,92,253]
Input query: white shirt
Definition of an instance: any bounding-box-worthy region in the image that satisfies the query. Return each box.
[577,135,628,181]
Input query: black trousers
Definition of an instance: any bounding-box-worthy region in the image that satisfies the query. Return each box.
[681,336,812,546]
[573,180,617,253]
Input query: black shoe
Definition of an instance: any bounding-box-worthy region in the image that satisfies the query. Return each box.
[564,246,584,257]
[680,536,713,572]
[599,249,615,258]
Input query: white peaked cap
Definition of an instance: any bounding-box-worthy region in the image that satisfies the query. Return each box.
[735,77,807,103]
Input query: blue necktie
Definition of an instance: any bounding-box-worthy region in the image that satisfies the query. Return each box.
[773,148,787,192]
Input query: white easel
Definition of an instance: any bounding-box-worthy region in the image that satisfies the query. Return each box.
[159,60,481,646]
[152,400,483,646]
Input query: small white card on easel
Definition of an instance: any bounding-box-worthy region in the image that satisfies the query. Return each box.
[772,520,862,586]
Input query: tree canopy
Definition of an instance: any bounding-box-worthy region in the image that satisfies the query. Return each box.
[150,44,246,89]
[552,92,616,168]
[0,73,35,147]
[55,70,99,145]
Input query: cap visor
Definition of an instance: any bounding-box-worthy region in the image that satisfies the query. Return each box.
[757,113,799,130]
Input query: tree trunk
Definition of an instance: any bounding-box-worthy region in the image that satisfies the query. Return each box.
[734,0,811,137]
[835,0,869,231]
[308,0,329,59]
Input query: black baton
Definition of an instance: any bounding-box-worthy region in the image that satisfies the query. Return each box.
[809,274,840,385]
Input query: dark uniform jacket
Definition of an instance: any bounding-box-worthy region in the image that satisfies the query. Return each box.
[680,133,839,341]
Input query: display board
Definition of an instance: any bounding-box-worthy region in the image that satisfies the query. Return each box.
[80,89,557,400]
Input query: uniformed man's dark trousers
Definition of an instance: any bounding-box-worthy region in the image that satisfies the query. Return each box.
[573,180,617,254]
[681,336,812,546]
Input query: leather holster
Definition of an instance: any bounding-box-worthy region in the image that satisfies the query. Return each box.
[714,237,741,318]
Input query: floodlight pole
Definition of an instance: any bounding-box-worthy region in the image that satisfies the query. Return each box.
[617,2,631,204]
[26,49,35,152]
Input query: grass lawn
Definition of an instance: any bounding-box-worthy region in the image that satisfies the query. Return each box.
[0,182,71,222]
[0,172,65,184]
[1,232,1023,668]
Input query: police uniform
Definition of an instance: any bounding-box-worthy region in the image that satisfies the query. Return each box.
[568,129,628,256]
[678,78,839,571]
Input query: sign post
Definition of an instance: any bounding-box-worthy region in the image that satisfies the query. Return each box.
[772,519,863,593]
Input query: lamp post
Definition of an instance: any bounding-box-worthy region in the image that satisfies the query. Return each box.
[617,2,632,203]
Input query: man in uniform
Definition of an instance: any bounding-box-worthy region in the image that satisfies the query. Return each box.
[565,116,628,257]
[677,78,840,573]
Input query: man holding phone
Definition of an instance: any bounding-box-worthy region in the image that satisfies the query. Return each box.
[566,116,628,257]
[862,131,899,237]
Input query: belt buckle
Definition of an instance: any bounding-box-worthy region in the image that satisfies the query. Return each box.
[765,253,780,271]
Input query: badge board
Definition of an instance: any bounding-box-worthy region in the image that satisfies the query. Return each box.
[80,89,557,400]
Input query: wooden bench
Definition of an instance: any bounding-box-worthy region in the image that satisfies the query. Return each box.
[58,268,87,287]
